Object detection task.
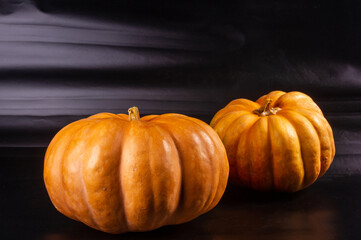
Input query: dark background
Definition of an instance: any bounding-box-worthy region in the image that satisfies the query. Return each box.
[0,0,361,239]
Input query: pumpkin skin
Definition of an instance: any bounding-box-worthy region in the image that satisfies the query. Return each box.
[210,91,335,192]
[44,107,229,234]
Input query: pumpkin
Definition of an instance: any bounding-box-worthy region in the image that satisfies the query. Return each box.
[44,107,229,234]
[210,91,335,192]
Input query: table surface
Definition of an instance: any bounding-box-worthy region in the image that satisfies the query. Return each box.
[1,147,360,240]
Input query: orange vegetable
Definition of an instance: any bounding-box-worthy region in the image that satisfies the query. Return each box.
[211,91,335,192]
[44,107,229,233]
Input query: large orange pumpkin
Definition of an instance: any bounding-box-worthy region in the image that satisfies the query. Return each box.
[210,91,335,192]
[44,107,229,234]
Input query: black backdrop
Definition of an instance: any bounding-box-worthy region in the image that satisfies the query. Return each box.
[1,0,360,172]
[1,1,361,239]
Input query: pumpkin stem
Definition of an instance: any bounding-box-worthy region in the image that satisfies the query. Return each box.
[253,99,281,116]
[260,99,273,113]
[128,106,140,121]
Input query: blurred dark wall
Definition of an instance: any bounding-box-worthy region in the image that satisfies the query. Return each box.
[0,0,360,171]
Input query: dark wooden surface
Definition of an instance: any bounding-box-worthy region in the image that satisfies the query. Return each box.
[1,147,360,240]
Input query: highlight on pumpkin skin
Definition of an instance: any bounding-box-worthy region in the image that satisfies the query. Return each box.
[210,90,335,192]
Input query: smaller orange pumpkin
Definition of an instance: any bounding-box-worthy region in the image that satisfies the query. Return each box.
[211,91,335,192]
